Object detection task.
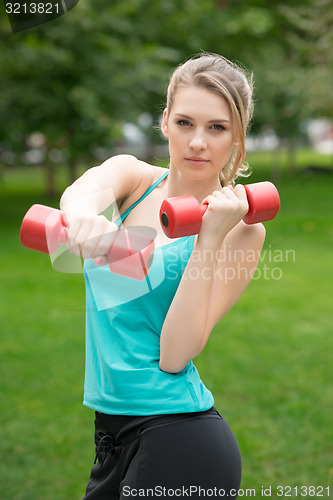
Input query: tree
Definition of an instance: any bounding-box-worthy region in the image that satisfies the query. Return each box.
[0,0,332,195]
[0,0,182,194]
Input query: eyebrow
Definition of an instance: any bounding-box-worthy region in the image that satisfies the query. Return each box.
[174,113,231,124]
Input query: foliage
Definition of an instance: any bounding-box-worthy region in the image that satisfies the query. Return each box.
[247,0,333,140]
[0,0,332,186]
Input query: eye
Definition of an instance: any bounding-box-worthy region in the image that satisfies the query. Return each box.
[210,124,226,131]
[176,119,191,127]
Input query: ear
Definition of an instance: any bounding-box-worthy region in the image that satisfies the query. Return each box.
[161,109,169,138]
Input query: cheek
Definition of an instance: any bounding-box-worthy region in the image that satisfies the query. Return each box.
[211,139,234,165]
[168,130,184,150]
[167,137,179,158]
[215,137,233,155]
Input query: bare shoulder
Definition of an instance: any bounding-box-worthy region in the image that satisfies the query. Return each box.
[100,154,156,186]
[89,154,163,201]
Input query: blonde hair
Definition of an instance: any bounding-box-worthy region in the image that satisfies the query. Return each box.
[165,53,254,186]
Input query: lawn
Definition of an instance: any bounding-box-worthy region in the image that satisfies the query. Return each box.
[0,151,332,499]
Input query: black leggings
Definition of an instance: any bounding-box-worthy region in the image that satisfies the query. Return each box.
[83,407,242,500]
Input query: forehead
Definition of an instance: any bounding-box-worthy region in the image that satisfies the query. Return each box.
[170,85,231,120]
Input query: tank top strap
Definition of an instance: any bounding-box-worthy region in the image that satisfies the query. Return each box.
[114,169,169,226]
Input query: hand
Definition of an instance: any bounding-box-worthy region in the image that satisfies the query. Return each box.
[63,213,118,266]
[200,184,249,243]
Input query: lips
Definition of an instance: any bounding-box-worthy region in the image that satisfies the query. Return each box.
[185,156,209,167]
[186,156,209,162]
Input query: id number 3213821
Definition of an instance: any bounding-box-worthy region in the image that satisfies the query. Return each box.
[5,2,60,14]
[276,485,330,497]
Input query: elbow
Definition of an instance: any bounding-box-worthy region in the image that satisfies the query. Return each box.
[159,349,201,374]
[159,327,204,373]
[159,359,184,374]
[159,354,191,374]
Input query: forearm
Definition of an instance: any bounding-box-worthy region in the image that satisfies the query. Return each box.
[159,235,224,373]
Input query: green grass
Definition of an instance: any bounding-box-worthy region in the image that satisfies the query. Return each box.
[0,152,332,499]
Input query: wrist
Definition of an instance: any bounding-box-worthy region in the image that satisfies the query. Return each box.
[196,232,226,255]
[60,191,100,217]
[60,201,99,218]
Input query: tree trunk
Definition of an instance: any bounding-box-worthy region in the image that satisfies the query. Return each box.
[287,141,297,176]
[270,147,283,186]
[45,161,56,198]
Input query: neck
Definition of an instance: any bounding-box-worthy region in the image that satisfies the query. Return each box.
[166,166,222,204]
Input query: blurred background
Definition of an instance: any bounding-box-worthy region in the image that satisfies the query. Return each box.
[0,1,332,499]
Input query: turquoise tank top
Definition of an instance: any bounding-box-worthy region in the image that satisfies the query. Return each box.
[83,170,214,415]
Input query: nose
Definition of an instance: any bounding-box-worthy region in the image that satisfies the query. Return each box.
[189,129,207,151]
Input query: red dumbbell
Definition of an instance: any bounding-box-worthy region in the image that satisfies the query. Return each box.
[159,181,280,238]
[20,204,155,280]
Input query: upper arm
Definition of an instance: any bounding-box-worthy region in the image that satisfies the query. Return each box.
[60,155,155,214]
[200,221,266,350]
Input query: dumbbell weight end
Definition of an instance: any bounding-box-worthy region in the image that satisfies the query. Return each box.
[243,181,280,224]
[20,204,68,255]
[160,195,204,239]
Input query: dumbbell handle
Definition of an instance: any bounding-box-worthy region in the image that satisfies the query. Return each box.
[160,181,280,238]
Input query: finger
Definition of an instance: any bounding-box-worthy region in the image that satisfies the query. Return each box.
[72,224,93,258]
[92,230,117,257]
[203,188,233,209]
[202,194,216,207]
[221,187,236,199]
[233,185,249,216]
[89,219,119,256]
[210,190,230,201]
[233,184,248,202]
[79,233,103,259]
[83,222,119,259]
[66,219,83,256]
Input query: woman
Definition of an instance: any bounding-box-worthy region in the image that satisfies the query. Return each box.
[60,53,265,499]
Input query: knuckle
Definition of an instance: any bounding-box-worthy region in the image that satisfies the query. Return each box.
[97,243,112,256]
[82,240,95,253]
[212,190,222,197]
[81,249,91,259]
